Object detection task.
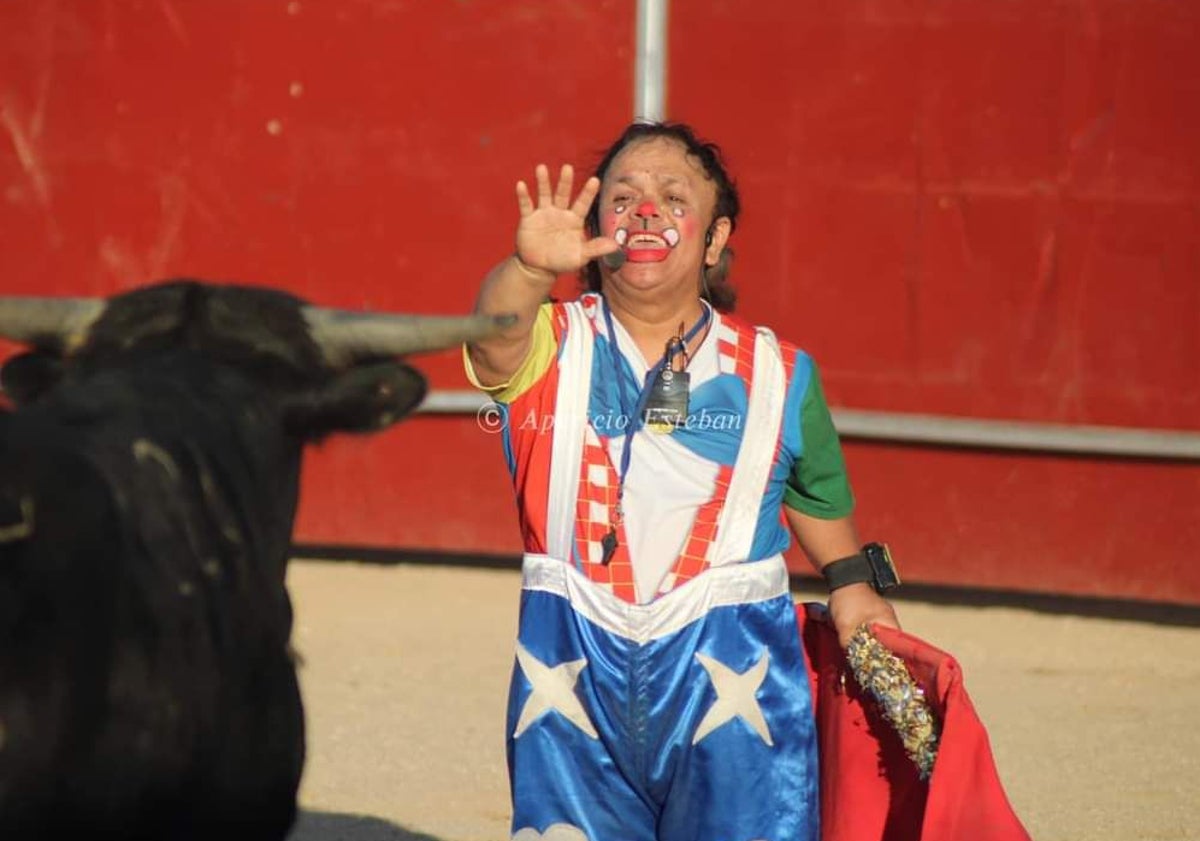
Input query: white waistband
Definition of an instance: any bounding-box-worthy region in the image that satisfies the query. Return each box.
[521,552,791,644]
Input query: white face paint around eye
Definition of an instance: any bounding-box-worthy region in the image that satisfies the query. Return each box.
[672,206,684,217]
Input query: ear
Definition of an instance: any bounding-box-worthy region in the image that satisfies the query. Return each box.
[283,362,428,439]
[1,351,65,405]
[704,217,733,267]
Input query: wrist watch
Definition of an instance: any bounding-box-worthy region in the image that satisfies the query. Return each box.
[821,542,901,594]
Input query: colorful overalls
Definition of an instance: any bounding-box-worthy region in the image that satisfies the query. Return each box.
[470,294,853,841]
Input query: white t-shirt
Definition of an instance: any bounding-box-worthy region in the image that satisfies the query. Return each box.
[601,304,724,602]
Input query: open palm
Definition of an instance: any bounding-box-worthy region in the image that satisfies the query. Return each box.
[515,164,619,275]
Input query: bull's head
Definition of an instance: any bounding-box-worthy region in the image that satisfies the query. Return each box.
[0,279,508,437]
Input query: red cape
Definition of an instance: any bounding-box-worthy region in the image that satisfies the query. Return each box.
[797,603,1031,841]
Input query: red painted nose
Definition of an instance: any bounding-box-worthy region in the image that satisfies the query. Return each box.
[634,200,659,217]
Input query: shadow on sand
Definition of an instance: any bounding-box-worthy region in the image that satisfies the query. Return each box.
[293,546,1200,629]
[289,810,446,841]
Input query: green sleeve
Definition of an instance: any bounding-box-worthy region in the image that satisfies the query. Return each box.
[783,362,855,518]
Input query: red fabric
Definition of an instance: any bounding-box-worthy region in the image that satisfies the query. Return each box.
[797,603,1031,841]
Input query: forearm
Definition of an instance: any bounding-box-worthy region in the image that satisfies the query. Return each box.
[785,506,901,643]
[784,507,861,571]
[468,254,555,387]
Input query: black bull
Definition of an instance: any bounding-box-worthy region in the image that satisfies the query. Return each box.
[0,280,506,839]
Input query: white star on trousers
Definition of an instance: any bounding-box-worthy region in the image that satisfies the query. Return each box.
[512,643,599,740]
[692,648,774,746]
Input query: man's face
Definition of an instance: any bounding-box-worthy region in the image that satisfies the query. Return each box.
[597,137,726,292]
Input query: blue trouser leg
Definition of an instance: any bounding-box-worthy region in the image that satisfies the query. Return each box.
[507,579,818,841]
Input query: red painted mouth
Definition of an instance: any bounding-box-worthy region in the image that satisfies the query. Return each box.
[625,247,672,263]
[613,227,680,264]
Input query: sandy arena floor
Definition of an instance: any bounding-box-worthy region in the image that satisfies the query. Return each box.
[284,559,1200,841]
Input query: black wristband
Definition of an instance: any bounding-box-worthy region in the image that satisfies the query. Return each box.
[821,542,900,594]
[821,553,874,591]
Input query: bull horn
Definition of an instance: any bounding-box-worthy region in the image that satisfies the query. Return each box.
[0,296,106,349]
[302,308,516,362]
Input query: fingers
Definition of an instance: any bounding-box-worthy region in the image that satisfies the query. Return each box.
[841,613,898,645]
[580,235,621,263]
[535,163,553,207]
[570,176,601,217]
[553,164,574,208]
[515,180,534,216]
[516,165,596,217]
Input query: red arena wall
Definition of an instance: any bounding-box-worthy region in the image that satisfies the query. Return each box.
[2,1,1197,604]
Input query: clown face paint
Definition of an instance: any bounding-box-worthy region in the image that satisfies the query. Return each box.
[604,201,687,263]
[598,139,714,267]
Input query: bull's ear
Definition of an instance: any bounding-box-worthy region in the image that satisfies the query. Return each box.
[282,362,428,439]
[1,351,64,405]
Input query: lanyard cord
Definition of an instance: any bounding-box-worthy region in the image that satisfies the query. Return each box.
[600,298,711,526]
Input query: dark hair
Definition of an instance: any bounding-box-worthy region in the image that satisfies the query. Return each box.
[582,121,741,312]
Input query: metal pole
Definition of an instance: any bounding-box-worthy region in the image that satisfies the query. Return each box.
[635,0,669,122]
[829,408,1200,460]
[417,390,1200,461]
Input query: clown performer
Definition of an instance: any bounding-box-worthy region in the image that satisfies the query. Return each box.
[465,121,902,841]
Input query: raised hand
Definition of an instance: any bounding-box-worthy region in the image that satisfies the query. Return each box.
[514,164,620,276]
